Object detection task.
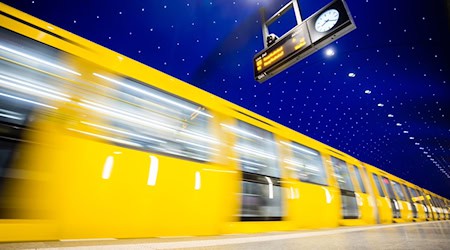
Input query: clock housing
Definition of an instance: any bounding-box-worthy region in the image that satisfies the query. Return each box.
[314,9,340,32]
[306,0,354,46]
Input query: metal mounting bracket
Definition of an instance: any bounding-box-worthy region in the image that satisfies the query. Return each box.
[260,0,303,48]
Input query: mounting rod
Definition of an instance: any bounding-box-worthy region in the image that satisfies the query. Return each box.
[260,0,303,48]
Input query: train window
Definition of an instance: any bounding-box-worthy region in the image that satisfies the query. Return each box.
[417,189,427,205]
[408,187,420,202]
[331,157,354,191]
[391,181,406,201]
[83,73,217,162]
[381,177,396,199]
[235,120,280,178]
[372,173,385,197]
[402,184,413,202]
[353,166,366,193]
[432,196,440,208]
[0,28,71,127]
[436,198,443,208]
[233,120,283,221]
[286,142,327,186]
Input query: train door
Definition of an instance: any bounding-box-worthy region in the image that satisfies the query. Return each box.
[391,180,411,221]
[381,176,401,220]
[411,187,427,220]
[0,103,31,219]
[417,189,432,220]
[352,165,375,224]
[330,157,359,219]
[432,196,443,220]
[361,166,380,224]
[424,192,438,220]
[282,141,335,228]
[402,184,417,220]
[233,120,284,221]
[371,173,391,223]
[0,25,77,241]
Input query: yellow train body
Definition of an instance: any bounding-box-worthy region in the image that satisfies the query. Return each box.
[0,3,448,242]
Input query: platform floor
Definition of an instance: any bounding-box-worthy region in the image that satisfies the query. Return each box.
[1,221,449,249]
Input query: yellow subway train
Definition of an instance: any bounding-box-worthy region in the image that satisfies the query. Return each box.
[0,3,448,242]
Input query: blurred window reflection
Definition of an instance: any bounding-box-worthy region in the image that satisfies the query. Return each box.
[287,142,327,186]
[331,157,354,192]
[0,28,71,127]
[408,187,419,201]
[372,173,385,197]
[431,196,440,208]
[417,189,428,205]
[86,74,216,162]
[391,181,406,201]
[381,177,396,199]
[402,184,413,202]
[353,166,366,193]
[235,120,279,177]
[403,184,417,218]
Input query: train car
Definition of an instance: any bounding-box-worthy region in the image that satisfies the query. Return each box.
[0,2,448,243]
[361,164,434,224]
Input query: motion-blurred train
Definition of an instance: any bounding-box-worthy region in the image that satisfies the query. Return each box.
[0,3,448,242]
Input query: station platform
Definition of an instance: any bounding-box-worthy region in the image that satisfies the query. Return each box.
[1,221,449,249]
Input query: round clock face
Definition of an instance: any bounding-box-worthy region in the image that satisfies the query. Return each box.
[314,9,340,33]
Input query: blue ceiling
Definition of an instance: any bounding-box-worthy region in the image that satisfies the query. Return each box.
[4,0,449,198]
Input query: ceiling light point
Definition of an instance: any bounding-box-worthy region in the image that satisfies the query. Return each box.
[348,72,356,77]
[325,48,335,56]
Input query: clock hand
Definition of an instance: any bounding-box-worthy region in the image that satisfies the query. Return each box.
[321,18,338,27]
[321,19,331,27]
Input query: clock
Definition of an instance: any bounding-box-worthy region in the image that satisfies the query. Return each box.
[314,9,340,33]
